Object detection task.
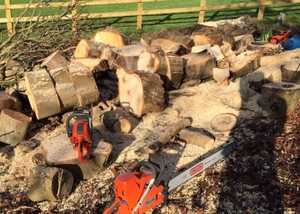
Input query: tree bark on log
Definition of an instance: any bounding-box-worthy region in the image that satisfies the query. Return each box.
[41,50,69,71]
[24,69,61,119]
[68,61,100,107]
[48,68,78,110]
[0,109,31,146]
[103,108,140,133]
[157,52,185,89]
[183,53,216,81]
[117,68,166,117]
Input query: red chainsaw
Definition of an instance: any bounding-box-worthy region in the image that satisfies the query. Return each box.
[104,143,235,214]
[66,108,93,162]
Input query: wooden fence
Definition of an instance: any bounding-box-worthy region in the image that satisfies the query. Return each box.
[1,0,300,35]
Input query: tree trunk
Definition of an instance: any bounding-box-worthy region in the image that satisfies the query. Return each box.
[117,68,166,117]
[24,69,61,119]
[0,109,31,146]
[68,61,100,107]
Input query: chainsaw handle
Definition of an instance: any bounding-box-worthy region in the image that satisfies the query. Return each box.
[66,109,93,137]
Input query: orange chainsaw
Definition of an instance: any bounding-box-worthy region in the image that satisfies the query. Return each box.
[104,143,235,214]
[66,108,93,162]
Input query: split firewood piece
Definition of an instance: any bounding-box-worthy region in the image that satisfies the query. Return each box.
[260,82,300,116]
[210,113,238,132]
[113,44,147,71]
[157,52,185,89]
[71,58,108,73]
[93,28,127,48]
[0,92,22,111]
[48,68,78,110]
[0,109,31,146]
[151,38,187,55]
[103,108,140,133]
[281,57,300,83]
[137,51,160,73]
[68,61,100,107]
[28,166,74,202]
[24,69,61,119]
[178,127,215,149]
[213,67,230,85]
[74,39,100,58]
[183,53,216,81]
[117,68,166,117]
[208,45,225,61]
[41,50,69,71]
[191,44,211,54]
[230,51,261,78]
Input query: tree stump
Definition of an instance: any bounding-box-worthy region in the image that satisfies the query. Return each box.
[68,61,100,107]
[0,109,31,146]
[183,53,216,81]
[41,50,69,71]
[24,69,61,119]
[117,68,166,117]
[103,108,140,133]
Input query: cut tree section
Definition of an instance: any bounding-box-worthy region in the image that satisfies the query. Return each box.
[117,68,166,117]
[41,50,69,71]
[93,28,127,48]
[68,61,100,107]
[24,69,61,119]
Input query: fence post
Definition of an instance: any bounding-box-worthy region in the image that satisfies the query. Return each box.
[71,0,78,34]
[4,0,14,35]
[137,0,143,30]
[198,0,206,24]
[257,0,265,20]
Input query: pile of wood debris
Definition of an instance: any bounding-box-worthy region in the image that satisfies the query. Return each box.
[0,16,299,213]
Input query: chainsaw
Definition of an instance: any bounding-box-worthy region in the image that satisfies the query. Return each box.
[66,108,93,162]
[104,142,235,214]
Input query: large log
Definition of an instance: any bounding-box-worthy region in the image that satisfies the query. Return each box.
[24,69,61,119]
[183,53,216,81]
[0,109,31,146]
[68,61,100,107]
[93,28,127,48]
[41,50,69,71]
[113,44,147,71]
[48,68,78,110]
[117,68,166,117]
[157,52,185,89]
[28,166,74,202]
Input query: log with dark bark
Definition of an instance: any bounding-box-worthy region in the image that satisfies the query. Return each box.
[0,109,31,146]
[117,68,166,117]
[157,52,185,89]
[103,108,140,133]
[24,69,61,119]
[183,53,216,82]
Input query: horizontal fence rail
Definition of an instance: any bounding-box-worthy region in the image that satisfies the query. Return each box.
[1,0,300,34]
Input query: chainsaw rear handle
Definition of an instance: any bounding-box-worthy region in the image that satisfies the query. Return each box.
[66,108,93,137]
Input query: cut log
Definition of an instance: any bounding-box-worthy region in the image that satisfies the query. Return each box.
[261,49,300,67]
[137,51,160,73]
[71,58,108,73]
[117,68,166,117]
[93,28,127,48]
[191,44,210,54]
[260,82,300,116]
[0,109,31,146]
[24,69,61,119]
[178,127,215,149]
[48,68,78,110]
[0,92,21,111]
[28,166,74,202]
[183,53,216,81]
[213,67,230,84]
[210,113,238,132]
[234,34,254,54]
[281,57,300,83]
[41,50,69,71]
[68,61,100,107]
[74,39,95,59]
[157,53,185,89]
[150,38,187,55]
[230,51,261,78]
[208,45,225,61]
[103,108,140,133]
[113,44,147,71]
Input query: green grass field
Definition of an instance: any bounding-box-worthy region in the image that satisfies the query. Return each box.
[1,0,300,37]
